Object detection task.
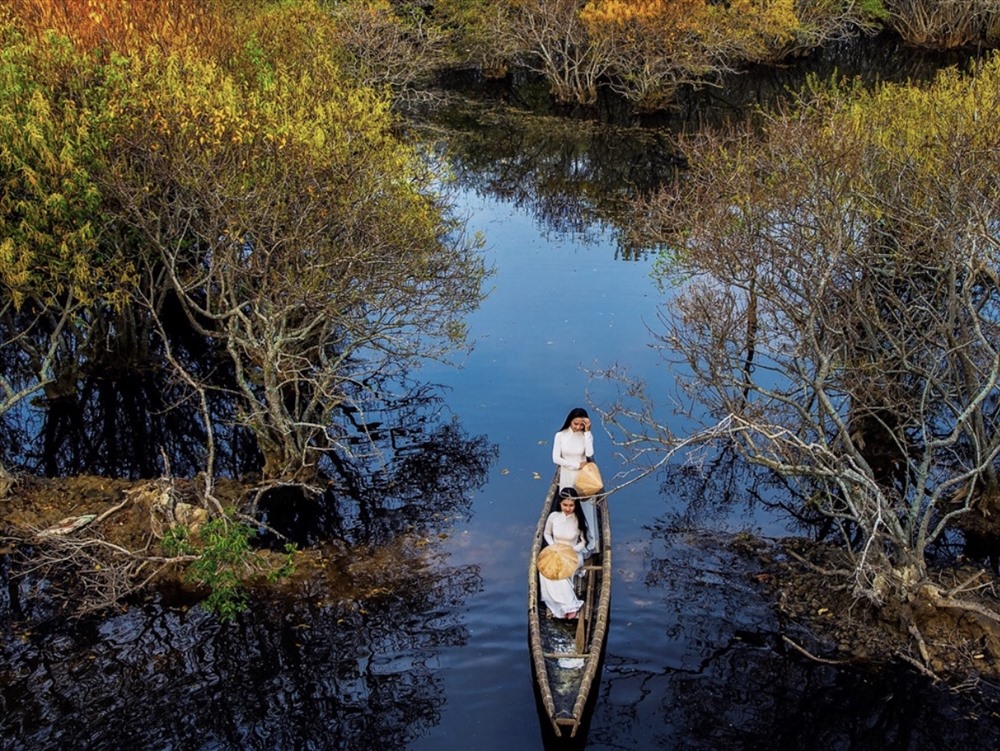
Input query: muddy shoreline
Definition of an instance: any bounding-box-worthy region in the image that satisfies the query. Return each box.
[3,475,1000,687]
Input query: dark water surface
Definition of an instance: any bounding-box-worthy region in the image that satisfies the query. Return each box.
[5,189,998,751]
[5,43,1000,749]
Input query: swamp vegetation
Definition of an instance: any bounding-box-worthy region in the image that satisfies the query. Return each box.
[2,0,1000,719]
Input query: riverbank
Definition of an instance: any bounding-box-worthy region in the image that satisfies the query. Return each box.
[748,535,1000,684]
[4,476,1000,688]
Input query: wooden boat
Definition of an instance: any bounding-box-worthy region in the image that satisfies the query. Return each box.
[528,471,612,740]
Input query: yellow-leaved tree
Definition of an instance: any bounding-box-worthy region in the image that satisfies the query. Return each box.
[2,0,488,617]
[607,55,1000,661]
[0,13,140,446]
[2,1,488,485]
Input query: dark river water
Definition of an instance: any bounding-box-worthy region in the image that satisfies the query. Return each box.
[5,39,1000,751]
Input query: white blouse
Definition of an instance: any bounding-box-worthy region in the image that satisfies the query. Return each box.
[552,428,594,490]
[544,511,586,552]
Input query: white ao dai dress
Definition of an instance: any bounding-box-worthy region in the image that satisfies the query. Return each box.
[552,427,598,556]
[539,510,585,618]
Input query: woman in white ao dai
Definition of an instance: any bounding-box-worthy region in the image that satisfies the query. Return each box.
[539,489,589,619]
[552,407,598,556]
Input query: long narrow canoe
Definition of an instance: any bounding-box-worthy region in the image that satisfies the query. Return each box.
[528,470,612,740]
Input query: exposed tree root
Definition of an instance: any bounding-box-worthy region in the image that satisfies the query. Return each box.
[93,495,131,525]
[757,539,1000,682]
[907,621,933,669]
[14,527,199,615]
[920,583,1000,626]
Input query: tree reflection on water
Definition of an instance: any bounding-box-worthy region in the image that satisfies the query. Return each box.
[2,544,481,751]
[1,444,486,750]
[415,96,679,260]
[0,370,496,750]
[588,525,1000,750]
[254,410,498,549]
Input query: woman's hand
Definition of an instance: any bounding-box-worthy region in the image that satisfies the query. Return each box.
[583,417,591,431]
[579,461,587,469]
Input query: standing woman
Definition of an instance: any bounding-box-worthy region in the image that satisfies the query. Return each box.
[552,407,598,555]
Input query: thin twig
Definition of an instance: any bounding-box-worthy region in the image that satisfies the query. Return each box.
[946,570,987,597]
[784,548,853,577]
[782,635,848,665]
[896,650,940,681]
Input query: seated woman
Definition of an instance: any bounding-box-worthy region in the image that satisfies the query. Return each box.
[538,488,590,620]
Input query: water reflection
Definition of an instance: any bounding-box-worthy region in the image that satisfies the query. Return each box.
[601,640,1000,750]
[656,447,786,533]
[0,376,498,747]
[0,308,222,479]
[0,310,492,496]
[668,31,985,129]
[591,526,1000,750]
[1,528,481,751]
[256,409,498,548]
[416,98,679,255]
[414,32,983,268]
[0,300,256,480]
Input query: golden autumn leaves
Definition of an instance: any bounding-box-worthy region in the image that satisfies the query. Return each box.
[0,1,487,482]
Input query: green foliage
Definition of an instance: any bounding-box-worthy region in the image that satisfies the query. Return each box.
[241,38,277,91]
[856,0,890,22]
[0,20,136,309]
[163,514,297,621]
[1,2,487,480]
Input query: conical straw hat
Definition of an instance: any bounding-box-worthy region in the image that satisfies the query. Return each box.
[537,543,578,580]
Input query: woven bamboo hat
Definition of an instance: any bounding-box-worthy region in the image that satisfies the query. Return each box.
[537,543,577,580]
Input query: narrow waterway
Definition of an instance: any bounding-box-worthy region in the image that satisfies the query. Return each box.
[4,38,1000,749]
[5,183,998,751]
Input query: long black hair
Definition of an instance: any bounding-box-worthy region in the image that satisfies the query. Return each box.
[558,407,589,432]
[554,487,590,546]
